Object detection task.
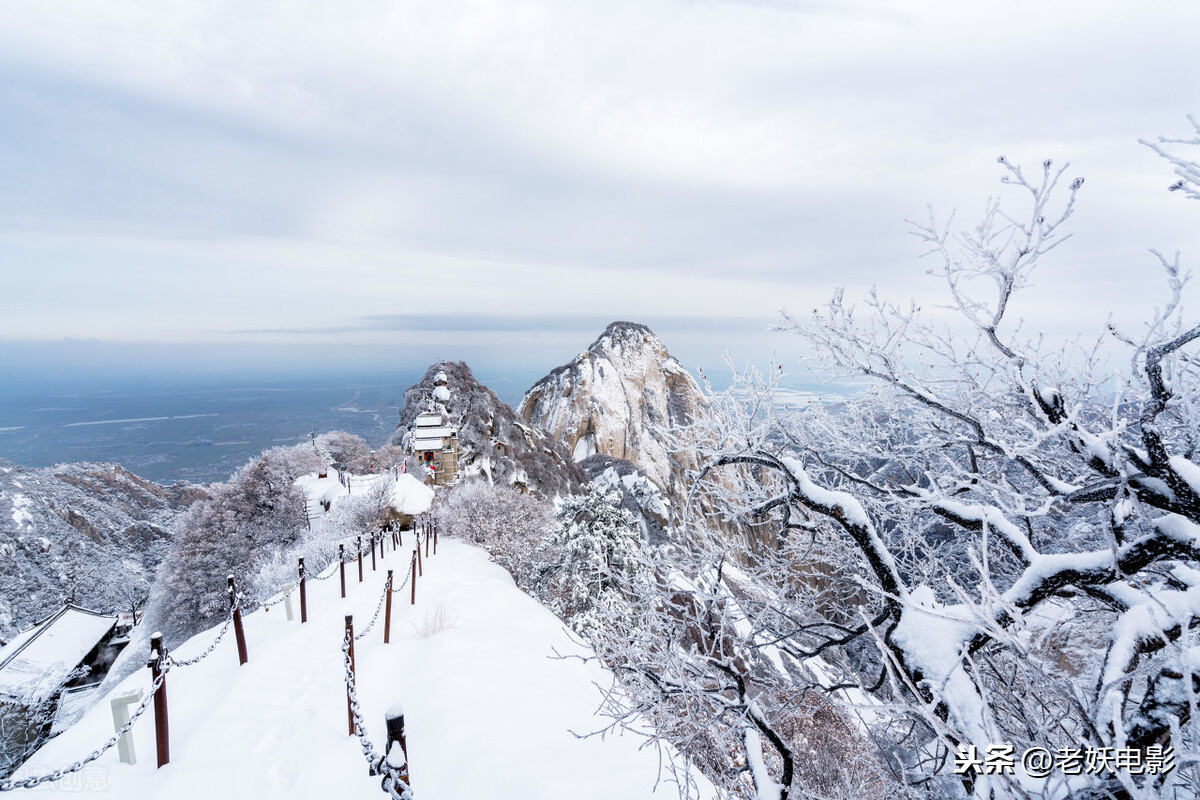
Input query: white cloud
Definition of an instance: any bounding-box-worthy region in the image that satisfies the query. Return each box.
[0,0,1196,371]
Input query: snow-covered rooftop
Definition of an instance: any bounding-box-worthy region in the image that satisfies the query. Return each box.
[413,436,450,451]
[414,413,443,427]
[412,426,454,439]
[388,474,435,516]
[0,606,117,703]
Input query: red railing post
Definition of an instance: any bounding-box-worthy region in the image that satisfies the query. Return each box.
[149,633,169,768]
[228,575,248,665]
[416,534,423,577]
[411,556,417,606]
[345,615,356,736]
[385,708,410,786]
[384,569,393,644]
[299,558,308,623]
[339,544,347,599]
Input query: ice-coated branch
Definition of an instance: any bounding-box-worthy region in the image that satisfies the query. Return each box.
[1141,114,1200,201]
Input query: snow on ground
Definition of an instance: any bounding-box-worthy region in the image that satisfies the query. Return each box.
[295,471,434,518]
[11,493,32,526]
[295,472,349,505]
[16,538,714,799]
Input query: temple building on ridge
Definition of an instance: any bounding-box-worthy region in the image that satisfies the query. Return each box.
[412,371,459,486]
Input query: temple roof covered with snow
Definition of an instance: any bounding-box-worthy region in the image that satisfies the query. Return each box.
[0,605,118,704]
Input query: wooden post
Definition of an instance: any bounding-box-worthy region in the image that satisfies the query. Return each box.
[385,708,411,786]
[425,528,430,559]
[416,534,423,576]
[344,615,356,736]
[339,544,347,598]
[358,536,364,583]
[299,558,308,624]
[149,633,169,768]
[384,570,393,644]
[371,534,377,572]
[433,522,438,555]
[228,575,248,665]
[411,556,417,606]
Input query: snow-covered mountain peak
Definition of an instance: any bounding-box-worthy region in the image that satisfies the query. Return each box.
[518,321,707,503]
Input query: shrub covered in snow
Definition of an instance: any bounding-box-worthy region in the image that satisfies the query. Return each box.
[432,479,553,589]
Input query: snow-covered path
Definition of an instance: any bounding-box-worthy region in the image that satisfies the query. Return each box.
[18,538,711,798]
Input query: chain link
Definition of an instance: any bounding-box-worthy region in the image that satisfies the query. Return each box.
[391,553,417,595]
[0,662,170,792]
[261,586,294,610]
[166,599,239,668]
[341,633,413,799]
[355,573,393,641]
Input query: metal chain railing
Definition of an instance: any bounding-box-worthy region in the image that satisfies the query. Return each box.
[1,517,431,794]
[165,599,239,668]
[310,550,357,582]
[341,633,413,800]
[355,573,393,641]
[0,662,170,792]
[261,586,294,610]
[391,553,417,595]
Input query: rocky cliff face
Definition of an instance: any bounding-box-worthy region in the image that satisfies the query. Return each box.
[0,460,204,640]
[518,322,708,506]
[388,362,586,498]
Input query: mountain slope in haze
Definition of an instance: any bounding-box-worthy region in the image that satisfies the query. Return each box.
[0,460,205,640]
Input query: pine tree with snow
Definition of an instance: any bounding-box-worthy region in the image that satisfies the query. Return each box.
[534,485,654,642]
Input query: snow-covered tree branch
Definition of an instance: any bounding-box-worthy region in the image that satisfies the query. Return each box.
[629,136,1200,799]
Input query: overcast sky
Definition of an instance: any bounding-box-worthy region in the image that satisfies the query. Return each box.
[1,0,1197,384]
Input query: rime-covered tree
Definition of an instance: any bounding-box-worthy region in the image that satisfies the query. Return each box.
[314,431,372,473]
[145,452,305,641]
[587,128,1200,800]
[533,485,654,642]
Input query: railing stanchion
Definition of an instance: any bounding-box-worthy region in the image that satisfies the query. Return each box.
[148,633,169,768]
[417,534,423,577]
[372,533,377,572]
[385,708,411,787]
[411,556,418,606]
[339,544,347,598]
[345,615,356,736]
[228,575,248,665]
[299,558,308,623]
[358,535,364,583]
[384,570,394,644]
